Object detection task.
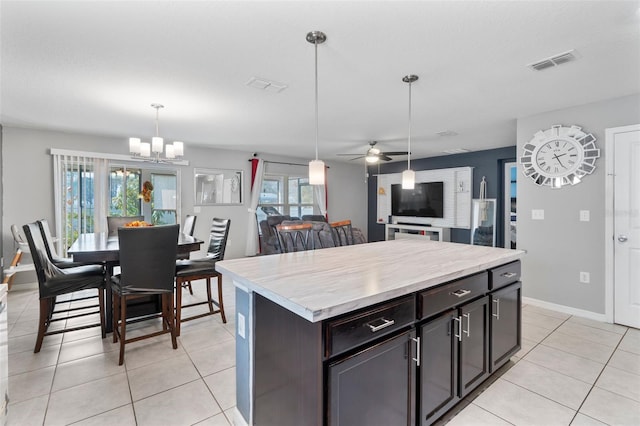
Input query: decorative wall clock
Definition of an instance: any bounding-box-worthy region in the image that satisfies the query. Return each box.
[520,124,600,188]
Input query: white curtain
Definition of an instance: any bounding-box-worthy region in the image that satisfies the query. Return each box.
[245,159,265,256]
[53,153,110,255]
[314,184,327,218]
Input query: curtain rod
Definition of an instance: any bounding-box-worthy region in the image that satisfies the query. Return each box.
[247,159,329,168]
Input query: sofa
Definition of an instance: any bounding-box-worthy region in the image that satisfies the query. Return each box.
[259,215,366,255]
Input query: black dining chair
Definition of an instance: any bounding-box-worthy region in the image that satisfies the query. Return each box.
[37,219,94,268]
[111,224,180,365]
[174,218,230,336]
[276,222,314,252]
[23,222,107,353]
[107,216,144,237]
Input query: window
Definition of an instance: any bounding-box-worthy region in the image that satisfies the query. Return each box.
[63,165,96,248]
[257,173,316,223]
[151,173,177,225]
[109,167,142,216]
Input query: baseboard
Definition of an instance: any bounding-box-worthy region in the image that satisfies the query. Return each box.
[232,407,249,426]
[522,297,607,323]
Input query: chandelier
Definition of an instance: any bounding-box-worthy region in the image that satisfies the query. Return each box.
[402,75,418,189]
[129,104,184,163]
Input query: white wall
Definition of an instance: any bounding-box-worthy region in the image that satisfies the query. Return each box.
[517,93,640,315]
[1,126,367,283]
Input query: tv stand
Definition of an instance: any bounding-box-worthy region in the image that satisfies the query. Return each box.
[385,224,450,242]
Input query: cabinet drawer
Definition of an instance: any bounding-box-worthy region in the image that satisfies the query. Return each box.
[419,272,488,320]
[489,261,521,290]
[325,295,415,358]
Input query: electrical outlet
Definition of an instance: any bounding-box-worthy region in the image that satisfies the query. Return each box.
[580,272,590,283]
[580,210,590,222]
[237,312,246,339]
[532,209,545,220]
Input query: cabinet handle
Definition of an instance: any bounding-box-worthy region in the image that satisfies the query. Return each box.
[411,337,420,367]
[451,289,471,298]
[492,298,500,320]
[366,318,395,332]
[453,316,462,342]
[462,313,471,337]
[501,272,517,278]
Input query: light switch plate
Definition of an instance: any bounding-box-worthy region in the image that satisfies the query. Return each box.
[237,313,246,339]
[532,209,545,220]
[194,206,202,213]
[580,272,590,283]
[580,210,590,222]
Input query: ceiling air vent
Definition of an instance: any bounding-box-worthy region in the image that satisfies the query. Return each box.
[246,77,288,93]
[528,50,578,71]
[436,130,458,137]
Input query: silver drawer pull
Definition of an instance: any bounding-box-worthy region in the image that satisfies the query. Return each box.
[463,313,471,337]
[366,318,395,332]
[453,316,462,341]
[501,272,517,278]
[451,289,471,298]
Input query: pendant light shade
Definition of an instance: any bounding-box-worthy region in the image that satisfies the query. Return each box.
[402,75,418,190]
[307,31,327,185]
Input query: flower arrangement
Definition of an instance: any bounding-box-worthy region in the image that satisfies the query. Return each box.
[140,180,153,203]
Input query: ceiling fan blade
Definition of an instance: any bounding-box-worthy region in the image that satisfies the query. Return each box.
[381,151,410,156]
[379,155,393,161]
[336,153,362,156]
[349,155,366,161]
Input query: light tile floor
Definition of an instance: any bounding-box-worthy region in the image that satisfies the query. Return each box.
[6,279,640,425]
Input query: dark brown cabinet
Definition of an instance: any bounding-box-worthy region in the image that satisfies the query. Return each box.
[419,296,489,425]
[328,330,416,426]
[252,263,520,426]
[490,281,522,372]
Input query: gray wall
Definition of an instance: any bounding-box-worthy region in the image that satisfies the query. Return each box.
[517,93,640,314]
[1,126,367,284]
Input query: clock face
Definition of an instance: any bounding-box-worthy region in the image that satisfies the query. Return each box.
[520,125,600,188]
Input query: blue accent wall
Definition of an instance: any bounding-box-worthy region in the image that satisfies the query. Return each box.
[367,146,516,245]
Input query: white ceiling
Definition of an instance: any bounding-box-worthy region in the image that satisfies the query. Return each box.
[2,1,639,163]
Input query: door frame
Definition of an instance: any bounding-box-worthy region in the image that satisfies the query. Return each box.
[503,161,516,249]
[604,123,640,324]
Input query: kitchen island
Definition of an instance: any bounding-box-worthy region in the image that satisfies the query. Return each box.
[216,239,524,426]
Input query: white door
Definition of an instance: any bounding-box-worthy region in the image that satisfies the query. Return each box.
[614,127,640,328]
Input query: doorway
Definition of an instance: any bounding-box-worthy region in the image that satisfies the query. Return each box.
[605,124,640,328]
[503,162,517,249]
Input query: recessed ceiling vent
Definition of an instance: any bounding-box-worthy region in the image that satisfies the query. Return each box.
[436,130,458,137]
[246,77,288,93]
[528,49,578,71]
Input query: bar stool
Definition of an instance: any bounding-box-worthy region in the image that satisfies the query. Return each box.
[276,222,313,252]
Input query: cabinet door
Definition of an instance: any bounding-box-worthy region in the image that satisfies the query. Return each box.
[419,310,459,426]
[490,281,522,372]
[328,330,416,426]
[459,296,490,397]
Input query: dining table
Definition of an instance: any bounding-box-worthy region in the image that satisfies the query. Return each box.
[68,231,204,332]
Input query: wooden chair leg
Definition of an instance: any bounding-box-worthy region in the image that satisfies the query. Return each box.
[175,278,183,337]
[112,291,119,343]
[206,277,214,313]
[99,288,106,339]
[34,299,49,353]
[217,275,226,324]
[187,281,193,295]
[118,294,127,366]
[165,294,178,349]
[2,250,23,291]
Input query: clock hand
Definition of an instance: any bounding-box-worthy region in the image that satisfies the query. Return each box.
[552,154,567,168]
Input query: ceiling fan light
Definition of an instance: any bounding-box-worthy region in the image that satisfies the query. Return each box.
[309,159,325,185]
[366,154,379,163]
[402,169,415,189]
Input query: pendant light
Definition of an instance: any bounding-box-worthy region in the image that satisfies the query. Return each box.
[402,75,418,189]
[307,31,327,185]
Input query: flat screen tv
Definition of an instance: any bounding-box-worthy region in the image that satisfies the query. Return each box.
[391,182,444,218]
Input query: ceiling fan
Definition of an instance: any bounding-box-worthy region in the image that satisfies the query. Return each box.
[336,141,409,163]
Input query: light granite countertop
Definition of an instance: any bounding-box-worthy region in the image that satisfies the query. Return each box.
[216,239,524,322]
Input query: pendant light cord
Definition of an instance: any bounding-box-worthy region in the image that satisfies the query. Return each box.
[407,80,412,170]
[155,107,160,137]
[314,40,319,161]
